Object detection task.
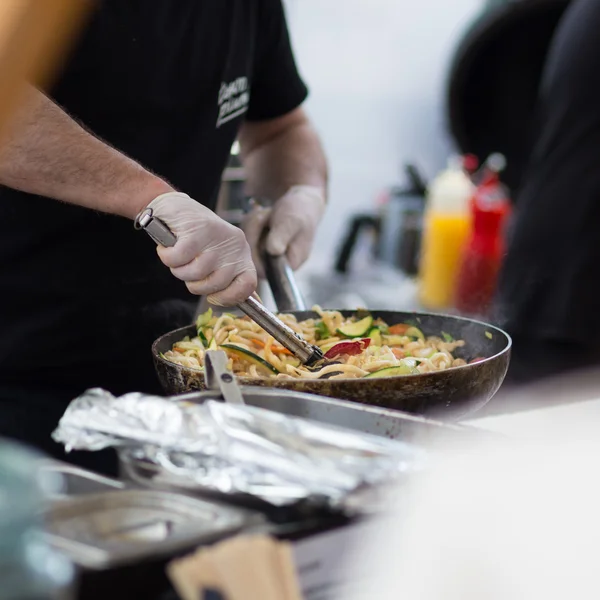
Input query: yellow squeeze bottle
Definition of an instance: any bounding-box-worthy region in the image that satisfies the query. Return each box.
[418,159,474,310]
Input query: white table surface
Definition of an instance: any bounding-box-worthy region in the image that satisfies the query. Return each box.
[465,367,600,437]
[466,397,600,437]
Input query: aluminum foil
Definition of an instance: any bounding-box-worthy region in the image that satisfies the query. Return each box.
[53,388,424,509]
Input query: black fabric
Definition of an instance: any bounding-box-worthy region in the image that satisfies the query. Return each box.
[503,337,600,387]
[0,0,307,467]
[495,0,600,378]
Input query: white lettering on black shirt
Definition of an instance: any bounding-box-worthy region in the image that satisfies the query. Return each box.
[216,77,250,127]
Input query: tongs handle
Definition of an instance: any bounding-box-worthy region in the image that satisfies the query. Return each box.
[250,200,307,312]
[237,297,321,364]
[263,252,307,312]
[134,209,323,366]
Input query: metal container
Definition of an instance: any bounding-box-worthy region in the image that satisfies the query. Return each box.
[335,164,426,276]
[40,461,125,500]
[44,489,261,570]
[171,387,476,442]
[118,387,483,510]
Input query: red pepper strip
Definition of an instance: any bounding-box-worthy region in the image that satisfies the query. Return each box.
[325,338,371,359]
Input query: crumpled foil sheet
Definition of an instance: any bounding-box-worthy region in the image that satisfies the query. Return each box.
[53,388,424,509]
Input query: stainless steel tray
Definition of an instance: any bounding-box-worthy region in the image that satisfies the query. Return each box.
[178,387,482,443]
[40,460,125,500]
[44,489,262,570]
[119,387,484,504]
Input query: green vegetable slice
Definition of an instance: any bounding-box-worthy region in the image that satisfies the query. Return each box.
[221,344,279,376]
[364,360,419,378]
[405,326,425,340]
[315,320,330,340]
[441,331,454,343]
[375,322,390,335]
[198,330,209,348]
[208,337,218,350]
[196,308,213,328]
[337,315,374,338]
[174,340,205,352]
[485,331,493,340]
[368,327,382,346]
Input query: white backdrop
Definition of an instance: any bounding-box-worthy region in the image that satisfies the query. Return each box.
[283,0,485,273]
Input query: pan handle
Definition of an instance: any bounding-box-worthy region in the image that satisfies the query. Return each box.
[260,242,307,313]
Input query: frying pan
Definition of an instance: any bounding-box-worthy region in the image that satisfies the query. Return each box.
[152,256,511,420]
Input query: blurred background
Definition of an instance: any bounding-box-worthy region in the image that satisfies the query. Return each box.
[216,0,572,312]
[5,2,600,599]
[285,0,478,263]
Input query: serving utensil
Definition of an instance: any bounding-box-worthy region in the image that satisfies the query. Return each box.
[134,208,325,367]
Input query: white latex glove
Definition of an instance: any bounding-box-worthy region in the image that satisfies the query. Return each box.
[242,185,325,278]
[146,192,257,306]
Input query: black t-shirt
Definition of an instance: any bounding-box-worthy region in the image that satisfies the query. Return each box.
[0,0,307,395]
[495,0,600,349]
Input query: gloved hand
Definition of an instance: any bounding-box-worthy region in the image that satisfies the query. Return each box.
[242,185,326,278]
[146,192,257,306]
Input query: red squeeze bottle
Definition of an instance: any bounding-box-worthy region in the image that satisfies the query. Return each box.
[454,177,510,317]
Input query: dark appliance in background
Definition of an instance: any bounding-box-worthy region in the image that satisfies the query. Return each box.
[447,0,572,193]
[334,164,427,276]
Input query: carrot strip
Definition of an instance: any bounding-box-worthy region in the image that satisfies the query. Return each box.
[252,338,292,355]
[389,324,410,335]
[391,348,405,359]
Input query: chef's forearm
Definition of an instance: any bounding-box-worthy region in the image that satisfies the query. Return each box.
[239,112,328,201]
[0,87,173,218]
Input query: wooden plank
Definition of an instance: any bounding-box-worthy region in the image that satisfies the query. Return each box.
[0,0,89,138]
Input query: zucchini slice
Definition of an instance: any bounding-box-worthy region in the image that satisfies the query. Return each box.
[368,327,382,346]
[221,344,279,376]
[364,360,419,378]
[196,308,213,328]
[336,315,373,338]
[208,337,218,350]
[405,326,425,340]
[197,331,209,348]
[315,320,330,340]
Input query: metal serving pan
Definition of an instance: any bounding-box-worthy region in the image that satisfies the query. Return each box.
[118,386,485,512]
[173,387,479,442]
[40,460,125,500]
[44,489,262,570]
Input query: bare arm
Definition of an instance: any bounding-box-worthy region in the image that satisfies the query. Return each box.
[238,107,328,200]
[0,86,173,218]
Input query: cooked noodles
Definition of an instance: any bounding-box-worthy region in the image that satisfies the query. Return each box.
[163,306,469,380]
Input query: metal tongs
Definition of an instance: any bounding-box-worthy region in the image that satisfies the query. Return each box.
[134,209,325,367]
